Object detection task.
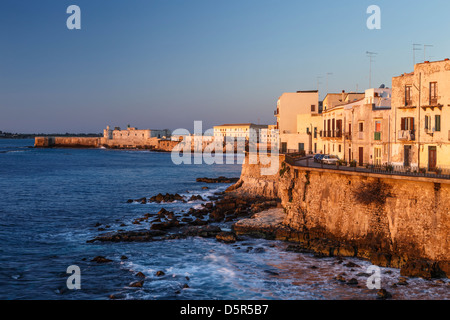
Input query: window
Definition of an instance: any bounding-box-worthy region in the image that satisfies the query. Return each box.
[332,119,335,137]
[435,115,441,132]
[359,122,364,132]
[336,120,342,137]
[400,117,415,131]
[430,82,438,105]
[311,105,316,112]
[374,120,382,140]
[314,127,317,139]
[338,145,341,153]
[425,115,430,130]
[374,120,382,132]
[405,85,412,106]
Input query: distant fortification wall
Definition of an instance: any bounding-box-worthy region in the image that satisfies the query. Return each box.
[35,137,100,148]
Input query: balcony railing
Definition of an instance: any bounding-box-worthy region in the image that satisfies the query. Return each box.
[398,130,415,141]
[374,132,381,141]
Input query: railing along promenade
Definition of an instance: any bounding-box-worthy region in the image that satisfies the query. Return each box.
[284,153,450,181]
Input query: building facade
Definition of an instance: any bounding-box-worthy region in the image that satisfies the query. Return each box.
[213,123,268,142]
[391,59,450,170]
[275,90,320,153]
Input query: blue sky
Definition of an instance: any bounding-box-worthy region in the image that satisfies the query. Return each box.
[1,0,450,133]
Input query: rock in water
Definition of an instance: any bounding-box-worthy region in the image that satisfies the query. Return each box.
[129,280,144,288]
[376,289,392,300]
[216,232,237,243]
[91,256,113,263]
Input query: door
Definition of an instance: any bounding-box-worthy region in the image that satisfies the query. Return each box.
[374,147,382,166]
[281,142,287,153]
[358,147,364,166]
[404,145,411,167]
[298,143,304,153]
[428,146,437,171]
[349,148,352,162]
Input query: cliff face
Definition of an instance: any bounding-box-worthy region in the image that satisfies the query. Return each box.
[231,154,283,199]
[234,153,450,277]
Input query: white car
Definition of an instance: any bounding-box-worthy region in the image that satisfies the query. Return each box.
[321,155,340,165]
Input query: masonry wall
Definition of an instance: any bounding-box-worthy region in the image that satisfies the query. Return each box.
[235,153,449,273]
[35,137,100,148]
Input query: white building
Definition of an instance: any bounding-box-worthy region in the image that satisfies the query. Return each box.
[213,123,268,142]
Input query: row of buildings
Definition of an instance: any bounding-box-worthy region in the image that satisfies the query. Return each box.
[275,59,450,171]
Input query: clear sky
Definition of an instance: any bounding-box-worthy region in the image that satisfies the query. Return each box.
[1,0,450,133]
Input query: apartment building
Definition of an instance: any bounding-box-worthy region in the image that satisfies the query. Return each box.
[391,59,450,170]
[275,90,320,153]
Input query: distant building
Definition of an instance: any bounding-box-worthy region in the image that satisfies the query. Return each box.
[260,125,279,146]
[104,126,170,140]
[213,123,268,141]
[322,91,365,111]
[101,125,171,148]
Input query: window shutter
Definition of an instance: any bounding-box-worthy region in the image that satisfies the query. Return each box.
[401,118,405,130]
[435,115,441,132]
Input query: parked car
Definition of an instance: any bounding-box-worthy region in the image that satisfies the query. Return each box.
[314,154,325,163]
[321,155,340,165]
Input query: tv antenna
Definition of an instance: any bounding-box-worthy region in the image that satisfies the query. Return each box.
[366,51,377,89]
[316,76,323,92]
[424,44,433,62]
[413,43,421,66]
[326,72,333,94]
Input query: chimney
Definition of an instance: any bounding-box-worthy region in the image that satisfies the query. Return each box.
[342,90,346,102]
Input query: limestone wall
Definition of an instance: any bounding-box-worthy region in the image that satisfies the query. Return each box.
[35,137,100,148]
[235,153,449,274]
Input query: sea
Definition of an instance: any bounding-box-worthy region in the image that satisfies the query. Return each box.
[0,139,448,300]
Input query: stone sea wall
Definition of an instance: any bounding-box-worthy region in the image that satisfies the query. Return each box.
[233,153,450,278]
[34,137,180,151]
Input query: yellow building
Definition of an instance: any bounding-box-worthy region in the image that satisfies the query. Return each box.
[319,87,392,164]
[275,90,319,153]
[391,59,450,171]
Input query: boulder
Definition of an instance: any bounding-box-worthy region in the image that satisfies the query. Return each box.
[129,280,144,288]
[376,289,392,300]
[91,256,113,263]
[209,210,225,222]
[400,260,445,279]
[370,252,392,267]
[216,232,237,243]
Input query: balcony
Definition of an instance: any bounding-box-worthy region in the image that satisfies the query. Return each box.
[398,130,415,141]
[344,132,352,140]
[320,130,343,139]
[374,132,381,141]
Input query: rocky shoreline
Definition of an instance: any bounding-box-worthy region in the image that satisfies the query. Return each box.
[85,176,448,299]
